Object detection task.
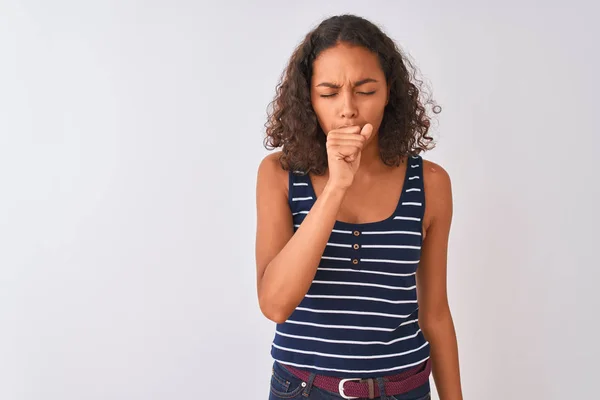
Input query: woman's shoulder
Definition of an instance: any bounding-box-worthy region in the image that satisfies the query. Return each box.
[257,151,289,195]
[421,158,453,227]
[422,158,451,188]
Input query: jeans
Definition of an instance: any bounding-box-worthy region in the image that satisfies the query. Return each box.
[269,361,431,400]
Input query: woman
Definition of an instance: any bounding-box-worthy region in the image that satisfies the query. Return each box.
[255,14,463,400]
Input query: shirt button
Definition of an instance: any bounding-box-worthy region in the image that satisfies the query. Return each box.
[353,230,360,236]
[352,259,359,265]
[353,244,359,250]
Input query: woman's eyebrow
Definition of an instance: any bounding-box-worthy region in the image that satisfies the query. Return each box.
[315,78,379,89]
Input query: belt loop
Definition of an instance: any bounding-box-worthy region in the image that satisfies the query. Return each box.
[375,377,388,400]
[359,377,376,399]
[302,372,317,397]
[367,378,375,399]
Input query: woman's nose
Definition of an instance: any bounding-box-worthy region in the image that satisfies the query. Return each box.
[340,92,358,119]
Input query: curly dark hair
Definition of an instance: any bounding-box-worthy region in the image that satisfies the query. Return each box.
[263,14,440,175]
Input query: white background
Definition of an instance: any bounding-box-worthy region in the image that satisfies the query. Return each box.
[1,1,599,399]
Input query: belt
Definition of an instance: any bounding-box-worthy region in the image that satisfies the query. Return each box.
[280,359,431,399]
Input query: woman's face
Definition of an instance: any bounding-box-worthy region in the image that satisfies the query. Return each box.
[310,42,389,137]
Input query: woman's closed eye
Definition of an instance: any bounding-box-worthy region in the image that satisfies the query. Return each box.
[320,91,377,98]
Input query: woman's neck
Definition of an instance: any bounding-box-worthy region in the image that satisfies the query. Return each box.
[354,134,391,177]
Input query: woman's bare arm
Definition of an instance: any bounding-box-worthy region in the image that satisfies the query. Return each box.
[417,161,463,400]
[255,152,346,323]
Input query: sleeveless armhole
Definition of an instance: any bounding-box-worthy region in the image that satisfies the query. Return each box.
[408,155,426,248]
[415,156,426,224]
[287,170,294,212]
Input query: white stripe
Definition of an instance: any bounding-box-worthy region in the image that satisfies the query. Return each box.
[326,242,352,248]
[360,259,420,265]
[272,342,429,360]
[273,356,430,374]
[296,307,412,319]
[305,294,417,304]
[292,211,309,216]
[321,256,352,261]
[273,357,429,374]
[275,328,422,345]
[292,196,313,201]
[285,319,395,332]
[285,318,420,332]
[294,224,300,228]
[312,280,417,290]
[362,230,421,236]
[397,318,420,327]
[332,229,353,234]
[393,216,421,222]
[405,188,421,192]
[408,176,420,180]
[293,182,308,186]
[318,268,415,277]
[402,202,422,206]
[410,164,419,168]
[361,245,421,250]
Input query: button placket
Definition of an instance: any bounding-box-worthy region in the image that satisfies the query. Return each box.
[352,230,360,266]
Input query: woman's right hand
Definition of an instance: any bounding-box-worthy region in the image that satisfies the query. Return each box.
[325,123,374,189]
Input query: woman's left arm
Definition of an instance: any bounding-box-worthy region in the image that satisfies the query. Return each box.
[417,161,463,400]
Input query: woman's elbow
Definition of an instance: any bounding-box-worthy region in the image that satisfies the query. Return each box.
[419,306,453,336]
[258,290,291,324]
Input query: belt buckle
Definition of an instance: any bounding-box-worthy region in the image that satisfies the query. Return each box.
[338,377,361,399]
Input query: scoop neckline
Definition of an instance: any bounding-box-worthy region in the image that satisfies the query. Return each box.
[304,157,415,228]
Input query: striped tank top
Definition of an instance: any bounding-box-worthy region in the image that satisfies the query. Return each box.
[270,155,430,378]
